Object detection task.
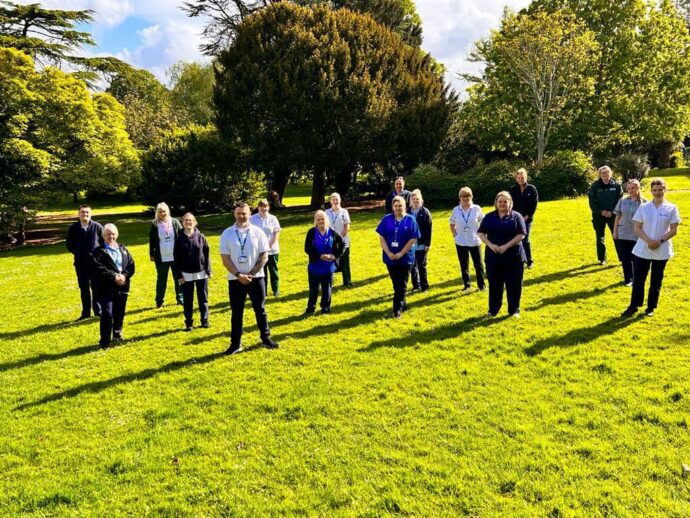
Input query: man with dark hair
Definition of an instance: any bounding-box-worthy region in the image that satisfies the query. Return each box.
[588,166,623,265]
[384,176,412,214]
[66,205,104,320]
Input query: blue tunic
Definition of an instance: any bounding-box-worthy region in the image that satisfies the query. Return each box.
[308,228,337,276]
[376,213,420,266]
[477,210,527,264]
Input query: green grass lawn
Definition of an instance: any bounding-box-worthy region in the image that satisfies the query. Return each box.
[2,179,690,515]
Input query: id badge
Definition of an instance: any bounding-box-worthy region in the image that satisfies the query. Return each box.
[238,255,249,264]
[463,226,471,233]
[391,241,399,248]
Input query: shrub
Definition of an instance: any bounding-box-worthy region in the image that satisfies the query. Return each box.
[533,151,597,200]
[613,153,650,182]
[670,150,685,169]
[406,164,464,206]
[461,160,522,205]
[141,126,265,213]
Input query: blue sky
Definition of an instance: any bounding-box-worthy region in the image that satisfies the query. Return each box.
[21,0,530,92]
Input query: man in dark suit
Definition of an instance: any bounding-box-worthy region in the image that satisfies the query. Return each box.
[66,205,103,320]
[384,176,412,214]
[509,168,539,268]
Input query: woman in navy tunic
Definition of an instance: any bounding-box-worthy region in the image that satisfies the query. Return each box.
[376,195,420,318]
[477,191,526,318]
[304,210,345,315]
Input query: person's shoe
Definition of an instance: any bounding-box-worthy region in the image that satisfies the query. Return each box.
[644,308,655,317]
[410,286,418,292]
[393,311,402,319]
[321,308,331,315]
[177,300,184,306]
[479,286,487,292]
[94,311,102,317]
[462,286,472,293]
[201,321,210,328]
[76,314,90,322]
[261,338,279,349]
[621,307,637,318]
[344,282,354,287]
[401,302,408,312]
[100,343,110,350]
[599,260,607,266]
[527,262,534,269]
[273,291,280,297]
[156,303,164,309]
[421,287,429,292]
[185,325,193,332]
[624,281,633,287]
[303,309,315,317]
[113,334,124,343]
[510,311,521,319]
[485,312,495,319]
[224,344,243,355]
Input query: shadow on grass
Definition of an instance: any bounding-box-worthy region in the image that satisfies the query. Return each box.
[530,282,621,309]
[0,344,101,373]
[523,263,609,287]
[524,315,639,357]
[15,352,227,410]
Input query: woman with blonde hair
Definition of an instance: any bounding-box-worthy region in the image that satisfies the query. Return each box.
[304,210,345,315]
[477,191,527,318]
[613,179,645,286]
[174,213,211,331]
[149,202,183,307]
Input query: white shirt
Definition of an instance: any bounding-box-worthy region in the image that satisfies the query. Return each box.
[219,224,270,280]
[632,199,681,260]
[157,223,175,263]
[450,204,484,247]
[325,207,351,247]
[249,213,281,255]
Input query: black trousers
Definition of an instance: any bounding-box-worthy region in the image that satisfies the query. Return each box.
[523,220,533,265]
[387,264,410,313]
[307,272,333,311]
[98,291,128,346]
[228,278,270,348]
[592,214,615,262]
[630,256,668,311]
[486,259,524,315]
[182,278,209,326]
[75,263,100,317]
[455,245,486,289]
[614,239,636,284]
[410,249,429,290]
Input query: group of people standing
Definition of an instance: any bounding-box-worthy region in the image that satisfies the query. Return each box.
[66,166,680,350]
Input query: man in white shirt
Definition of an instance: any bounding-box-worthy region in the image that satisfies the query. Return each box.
[325,192,353,286]
[220,203,279,354]
[622,178,681,317]
[249,199,282,296]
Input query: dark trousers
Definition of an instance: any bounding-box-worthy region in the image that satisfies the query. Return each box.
[592,215,615,262]
[75,263,100,317]
[387,264,410,313]
[523,220,534,265]
[307,272,333,311]
[263,254,280,294]
[455,245,486,289]
[630,256,668,311]
[98,291,128,346]
[486,259,524,315]
[228,277,270,348]
[182,278,209,326]
[410,249,429,290]
[337,247,352,285]
[155,261,183,306]
[614,239,636,284]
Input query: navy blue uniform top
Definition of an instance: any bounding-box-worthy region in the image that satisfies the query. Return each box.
[384,190,412,214]
[66,220,103,266]
[376,213,420,266]
[477,210,527,264]
[306,227,338,276]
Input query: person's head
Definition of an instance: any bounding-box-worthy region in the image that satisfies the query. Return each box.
[257,199,270,216]
[598,166,612,184]
[234,202,251,227]
[459,187,473,206]
[78,204,91,224]
[392,195,406,218]
[154,202,171,223]
[626,179,641,200]
[182,212,197,231]
[314,209,330,230]
[494,191,513,213]
[394,176,405,193]
[650,177,667,200]
[330,192,341,210]
[410,189,423,209]
[516,168,528,186]
[103,223,119,244]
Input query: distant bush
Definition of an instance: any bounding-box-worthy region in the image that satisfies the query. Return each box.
[141,126,265,213]
[461,160,522,205]
[613,153,650,182]
[406,164,463,206]
[670,150,685,169]
[533,151,598,200]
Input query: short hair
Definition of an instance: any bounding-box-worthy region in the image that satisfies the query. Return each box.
[626,179,641,189]
[394,176,405,183]
[411,188,424,205]
[391,195,407,214]
[598,165,612,176]
[314,209,331,227]
[153,202,171,224]
[103,223,119,237]
[257,199,269,208]
[494,191,513,211]
[181,212,197,227]
[79,204,91,211]
[459,187,473,199]
[235,202,250,211]
[516,167,528,179]
[330,192,341,203]
[650,177,667,189]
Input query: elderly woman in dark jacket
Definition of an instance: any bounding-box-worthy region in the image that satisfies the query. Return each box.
[304,210,345,315]
[93,223,136,348]
[409,189,432,292]
[174,213,211,331]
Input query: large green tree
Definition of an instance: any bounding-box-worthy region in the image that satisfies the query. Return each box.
[168,61,216,126]
[215,3,456,207]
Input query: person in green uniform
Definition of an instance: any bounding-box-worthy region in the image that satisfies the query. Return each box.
[588,166,623,265]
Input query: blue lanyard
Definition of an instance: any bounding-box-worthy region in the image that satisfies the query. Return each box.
[460,206,472,226]
[394,217,403,241]
[236,229,250,254]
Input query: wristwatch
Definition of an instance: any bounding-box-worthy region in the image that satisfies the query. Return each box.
[660,238,665,243]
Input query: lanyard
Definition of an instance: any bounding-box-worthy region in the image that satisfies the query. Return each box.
[236,228,250,254]
[460,206,472,227]
[394,217,403,241]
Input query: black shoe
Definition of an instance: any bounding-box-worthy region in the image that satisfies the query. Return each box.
[344,282,354,287]
[462,286,471,293]
[599,260,607,266]
[99,341,110,349]
[510,311,521,319]
[393,311,402,319]
[478,286,487,292]
[321,308,331,315]
[303,309,315,317]
[621,307,637,318]
[113,334,124,343]
[94,312,102,317]
[421,287,429,292]
[156,303,164,309]
[184,325,193,332]
[644,308,655,317]
[273,291,280,297]
[261,338,279,349]
[526,262,534,269]
[76,314,90,322]
[201,321,210,328]
[224,344,243,355]
[624,281,633,287]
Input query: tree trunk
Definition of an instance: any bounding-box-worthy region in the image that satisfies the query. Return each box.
[73,192,79,203]
[657,141,675,170]
[310,169,326,209]
[271,170,290,201]
[334,164,356,201]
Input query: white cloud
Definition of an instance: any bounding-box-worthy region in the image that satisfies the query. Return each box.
[15,0,134,28]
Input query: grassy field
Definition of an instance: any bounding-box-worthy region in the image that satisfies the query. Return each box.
[1,177,690,516]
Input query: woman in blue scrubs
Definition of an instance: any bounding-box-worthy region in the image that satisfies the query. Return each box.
[304,210,345,315]
[376,196,420,318]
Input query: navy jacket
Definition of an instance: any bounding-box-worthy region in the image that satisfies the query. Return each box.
[174,230,211,277]
[304,227,345,266]
[66,220,103,266]
[411,206,432,247]
[384,190,412,214]
[149,219,183,263]
[509,183,539,220]
[92,244,135,298]
[588,179,623,215]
